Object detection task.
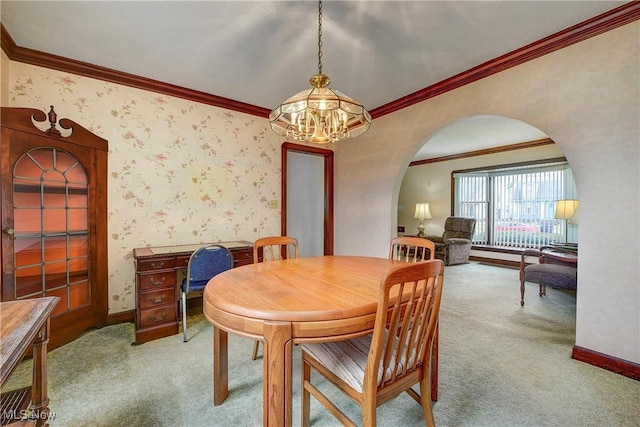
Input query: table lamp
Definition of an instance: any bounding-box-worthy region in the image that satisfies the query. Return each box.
[413,203,432,237]
[554,199,579,243]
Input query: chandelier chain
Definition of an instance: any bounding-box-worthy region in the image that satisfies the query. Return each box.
[318,0,323,74]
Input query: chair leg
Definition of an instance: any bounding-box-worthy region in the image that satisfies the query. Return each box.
[302,358,311,427]
[520,279,526,306]
[419,376,436,427]
[182,291,188,342]
[252,340,260,360]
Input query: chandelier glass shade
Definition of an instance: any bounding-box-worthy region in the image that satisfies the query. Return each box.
[269,1,371,144]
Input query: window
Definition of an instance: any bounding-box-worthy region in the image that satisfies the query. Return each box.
[454,159,577,249]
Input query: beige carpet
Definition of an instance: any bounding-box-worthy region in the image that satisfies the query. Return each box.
[3,262,639,426]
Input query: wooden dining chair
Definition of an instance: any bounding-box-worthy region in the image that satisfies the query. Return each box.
[251,236,300,360]
[389,236,436,262]
[301,260,445,427]
[253,235,300,262]
[390,235,439,402]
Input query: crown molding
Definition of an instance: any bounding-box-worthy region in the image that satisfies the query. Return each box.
[2,1,639,120]
[0,24,271,118]
[409,138,555,166]
[371,2,640,119]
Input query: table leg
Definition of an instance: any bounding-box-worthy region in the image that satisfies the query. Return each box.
[262,321,293,427]
[213,326,229,405]
[30,320,50,426]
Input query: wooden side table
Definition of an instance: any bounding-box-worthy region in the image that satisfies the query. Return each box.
[1,297,59,426]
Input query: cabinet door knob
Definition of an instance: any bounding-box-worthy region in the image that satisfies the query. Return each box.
[3,227,14,235]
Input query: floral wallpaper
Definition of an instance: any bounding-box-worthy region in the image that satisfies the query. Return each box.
[6,61,284,313]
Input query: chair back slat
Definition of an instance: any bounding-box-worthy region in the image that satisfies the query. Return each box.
[254,236,300,263]
[389,236,435,263]
[366,260,444,391]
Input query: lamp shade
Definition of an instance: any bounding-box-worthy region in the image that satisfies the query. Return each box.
[413,203,432,221]
[554,200,579,220]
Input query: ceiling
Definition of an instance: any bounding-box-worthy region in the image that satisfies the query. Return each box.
[0,1,626,160]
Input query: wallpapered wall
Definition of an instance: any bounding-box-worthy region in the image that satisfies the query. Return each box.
[5,61,283,313]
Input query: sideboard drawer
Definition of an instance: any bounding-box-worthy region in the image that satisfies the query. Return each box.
[176,255,190,268]
[138,272,176,291]
[137,257,175,272]
[138,305,177,329]
[138,288,176,309]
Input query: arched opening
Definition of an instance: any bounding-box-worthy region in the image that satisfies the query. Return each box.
[397,115,579,260]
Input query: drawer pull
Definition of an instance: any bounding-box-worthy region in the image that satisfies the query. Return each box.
[150,261,165,269]
[149,295,166,304]
[151,312,166,322]
[150,277,167,286]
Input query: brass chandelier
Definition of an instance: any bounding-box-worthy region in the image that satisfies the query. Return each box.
[269,0,371,144]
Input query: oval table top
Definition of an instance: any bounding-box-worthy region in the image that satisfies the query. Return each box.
[203,255,404,323]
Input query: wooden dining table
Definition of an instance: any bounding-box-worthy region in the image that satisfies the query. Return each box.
[203,255,439,427]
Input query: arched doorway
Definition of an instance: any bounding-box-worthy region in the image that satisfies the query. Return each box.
[397,115,578,258]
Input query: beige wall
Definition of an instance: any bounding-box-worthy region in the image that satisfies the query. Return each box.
[334,22,639,364]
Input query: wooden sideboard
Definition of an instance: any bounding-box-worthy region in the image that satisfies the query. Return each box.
[1,297,59,426]
[132,241,253,344]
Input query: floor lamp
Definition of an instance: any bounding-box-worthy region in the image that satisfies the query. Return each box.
[554,199,579,244]
[414,203,432,237]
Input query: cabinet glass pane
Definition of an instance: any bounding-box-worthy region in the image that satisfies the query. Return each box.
[43,209,67,233]
[15,237,42,266]
[15,264,42,298]
[43,191,66,208]
[13,178,41,208]
[68,192,88,208]
[27,149,54,171]
[69,257,89,281]
[44,236,67,262]
[47,287,68,317]
[43,169,65,186]
[14,155,44,179]
[14,208,41,234]
[69,282,90,309]
[69,235,88,258]
[44,261,67,291]
[68,209,88,232]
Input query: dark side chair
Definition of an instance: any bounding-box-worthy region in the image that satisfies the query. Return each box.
[181,244,233,342]
[426,217,477,265]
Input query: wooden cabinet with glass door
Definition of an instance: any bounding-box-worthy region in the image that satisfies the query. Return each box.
[1,106,108,350]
